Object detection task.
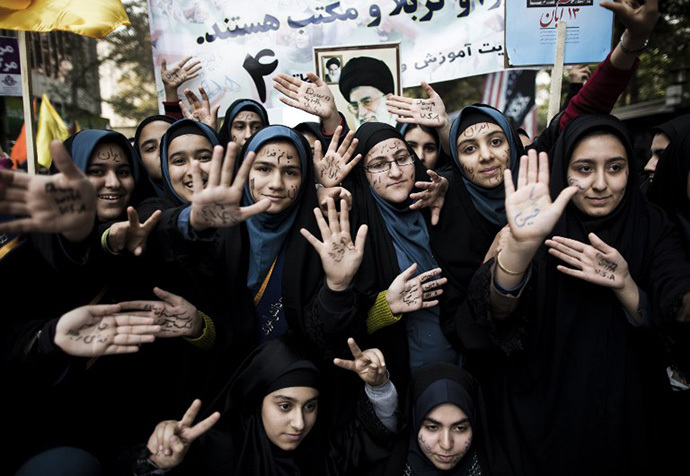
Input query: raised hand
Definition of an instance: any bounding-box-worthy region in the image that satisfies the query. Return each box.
[54,304,160,357]
[147,399,220,471]
[386,263,447,314]
[107,207,162,256]
[504,149,577,246]
[119,287,203,338]
[189,143,271,231]
[409,169,449,226]
[273,72,338,121]
[333,338,388,387]
[179,86,220,130]
[546,232,630,289]
[567,64,591,84]
[301,197,368,292]
[161,56,202,101]
[313,126,361,187]
[601,0,659,42]
[316,186,352,215]
[0,140,96,241]
[385,81,449,129]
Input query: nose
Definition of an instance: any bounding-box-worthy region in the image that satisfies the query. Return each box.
[104,169,121,188]
[644,154,658,176]
[268,170,284,190]
[478,142,493,163]
[290,409,305,432]
[388,160,403,178]
[240,128,253,146]
[592,168,607,192]
[439,429,453,451]
[413,145,425,163]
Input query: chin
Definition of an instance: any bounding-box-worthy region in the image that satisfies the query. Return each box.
[97,208,125,221]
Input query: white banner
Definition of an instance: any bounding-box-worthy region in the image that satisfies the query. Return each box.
[0,37,22,97]
[147,0,505,116]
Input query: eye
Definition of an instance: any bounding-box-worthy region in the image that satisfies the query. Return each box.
[117,168,132,177]
[577,165,592,173]
[462,145,476,154]
[171,157,187,166]
[251,124,262,133]
[86,167,103,177]
[278,403,291,412]
[425,425,438,432]
[368,161,385,170]
[609,163,624,172]
[143,145,157,153]
[424,144,437,152]
[233,124,245,131]
[303,402,318,412]
[490,138,503,146]
[256,165,270,173]
[454,424,469,432]
[361,98,373,107]
[284,169,299,177]
[196,154,212,163]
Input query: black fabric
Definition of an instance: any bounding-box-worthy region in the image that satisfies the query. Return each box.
[650,113,690,143]
[218,99,269,147]
[338,57,394,102]
[180,337,393,476]
[383,363,512,476]
[455,111,498,140]
[464,114,690,476]
[428,105,524,352]
[294,121,327,152]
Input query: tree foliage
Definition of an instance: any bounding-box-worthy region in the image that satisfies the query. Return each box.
[102,0,158,121]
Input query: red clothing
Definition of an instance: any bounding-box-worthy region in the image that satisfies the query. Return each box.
[162,101,183,120]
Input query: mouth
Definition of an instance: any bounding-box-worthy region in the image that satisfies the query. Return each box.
[263,194,286,201]
[435,454,457,463]
[387,180,407,188]
[585,196,611,205]
[98,193,124,202]
[283,433,303,442]
[479,166,500,176]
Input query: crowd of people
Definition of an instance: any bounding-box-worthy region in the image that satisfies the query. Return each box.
[1,1,689,475]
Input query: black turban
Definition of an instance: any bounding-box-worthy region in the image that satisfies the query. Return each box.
[338,56,394,102]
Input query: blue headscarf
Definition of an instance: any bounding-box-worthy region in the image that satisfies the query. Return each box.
[159,119,220,205]
[449,104,522,226]
[218,99,270,147]
[241,125,310,293]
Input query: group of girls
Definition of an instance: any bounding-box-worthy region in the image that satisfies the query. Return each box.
[2,1,689,475]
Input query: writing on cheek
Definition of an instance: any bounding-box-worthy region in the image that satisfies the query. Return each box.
[287,185,297,200]
[45,183,87,215]
[567,177,586,191]
[418,434,433,452]
[462,164,475,178]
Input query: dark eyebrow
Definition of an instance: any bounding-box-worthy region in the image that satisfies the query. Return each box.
[272,395,297,402]
[423,417,469,426]
[571,157,626,164]
[457,130,504,148]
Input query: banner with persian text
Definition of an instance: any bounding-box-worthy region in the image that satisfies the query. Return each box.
[147,0,506,116]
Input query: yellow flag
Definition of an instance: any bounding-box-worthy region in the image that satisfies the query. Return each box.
[0,0,129,39]
[36,94,69,168]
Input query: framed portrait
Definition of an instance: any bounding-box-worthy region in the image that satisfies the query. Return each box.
[314,43,401,131]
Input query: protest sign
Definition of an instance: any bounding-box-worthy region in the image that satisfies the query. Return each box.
[147,0,507,116]
[0,37,22,97]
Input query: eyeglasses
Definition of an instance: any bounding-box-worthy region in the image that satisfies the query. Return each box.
[347,94,384,115]
[364,154,415,174]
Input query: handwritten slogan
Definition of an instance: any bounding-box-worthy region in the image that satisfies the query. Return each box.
[0,37,21,96]
[147,0,506,114]
[505,0,613,67]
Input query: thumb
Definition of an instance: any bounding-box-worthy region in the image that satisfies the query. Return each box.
[161,58,167,71]
[50,141,82,180]
[153,287,179,305]
[599,1,627,17]
[401,262,418,280]
[553,186,578,215]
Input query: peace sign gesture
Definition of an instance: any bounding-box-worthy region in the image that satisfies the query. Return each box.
[301,197,368,292]
[106,207,162,256]
[189,143,271,231]
[147,399,220,470]
[313,126,361,187]
[333,338,389,387]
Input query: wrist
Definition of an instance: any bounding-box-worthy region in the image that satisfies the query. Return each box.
[619,30,649,55]
[189,209,208,232]
[326,276,352,292]
[164,87,179,102]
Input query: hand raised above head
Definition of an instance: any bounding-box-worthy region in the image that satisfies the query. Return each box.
[313,126,360,188]
[273,72,338,121]
[386,82,449,129]
[180,86,220,130]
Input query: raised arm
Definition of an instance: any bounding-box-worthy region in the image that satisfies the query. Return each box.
[273,72,341,135]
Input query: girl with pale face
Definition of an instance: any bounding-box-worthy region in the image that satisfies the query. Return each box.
[160,119,220,205]
[402,124,440,170]
[362,137,416,204]
[247,140,302,215]
[218,99,269,149]
[133,115,175,181]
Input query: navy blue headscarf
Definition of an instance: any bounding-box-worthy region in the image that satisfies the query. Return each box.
[240,125,310,293]
[218,99,270,147]
[159,119,220,206]
[449,104,522,226]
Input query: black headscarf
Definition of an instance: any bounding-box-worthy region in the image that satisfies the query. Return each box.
[338,57,394,102]
[473,114,690,475]
[132,114,175,198]
[158,119,220,206]
[398,123,451,171]
[294,121,327,153]
[218,99,269,147]
[384,363,512,476]
[650,113,690,144]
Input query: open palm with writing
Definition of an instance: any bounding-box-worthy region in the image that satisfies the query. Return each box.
[273,72,338,119]
[386,82,449,128]
[313,126,361,187]
[505,150,576,245]
[545,232,630,289]
[386,263,447,314]
[190,143,271,231]
[301,197,368,292]
[180,86,220,130]
[120,287,203,338]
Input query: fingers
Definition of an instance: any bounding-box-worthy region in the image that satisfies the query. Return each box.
[332,357,357,372]
[354,224,368,250]
[160,57,168,72]
[183,88,201,108]
[221,143,238,187]
[127,206,140,228]
[548,235,586,253]
[339,198,350,235]
[553,185,578,215]
[313,140,323,162]
[546,243,584,270]
[421,299,440,309]
[329,126,343,152]
[347,337,364,359]
[418,267,443,283]
[50,141,82,180]
[191,161,204,194]
[199,86,210,105]
[88,303,123,316]
[431,207,440,226]
[305,72,324,87]
[239,199,271,219]
[231,150,255,194]
[142,209,162,231]
[400,262,418,280]
[207,146,224,188]
[312,202,332,240]
[516,155,528,189]
[537,151,550,184]
[111,333,156,345]
[588,232,614,253]
[527,149,538,185]
[421,81,438,98]
[112,314,158,328]
[300,226,323,250]
[186,411,221,442]
[179,100,191,119]
[180,399,203,428]
[326,197,341,235]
